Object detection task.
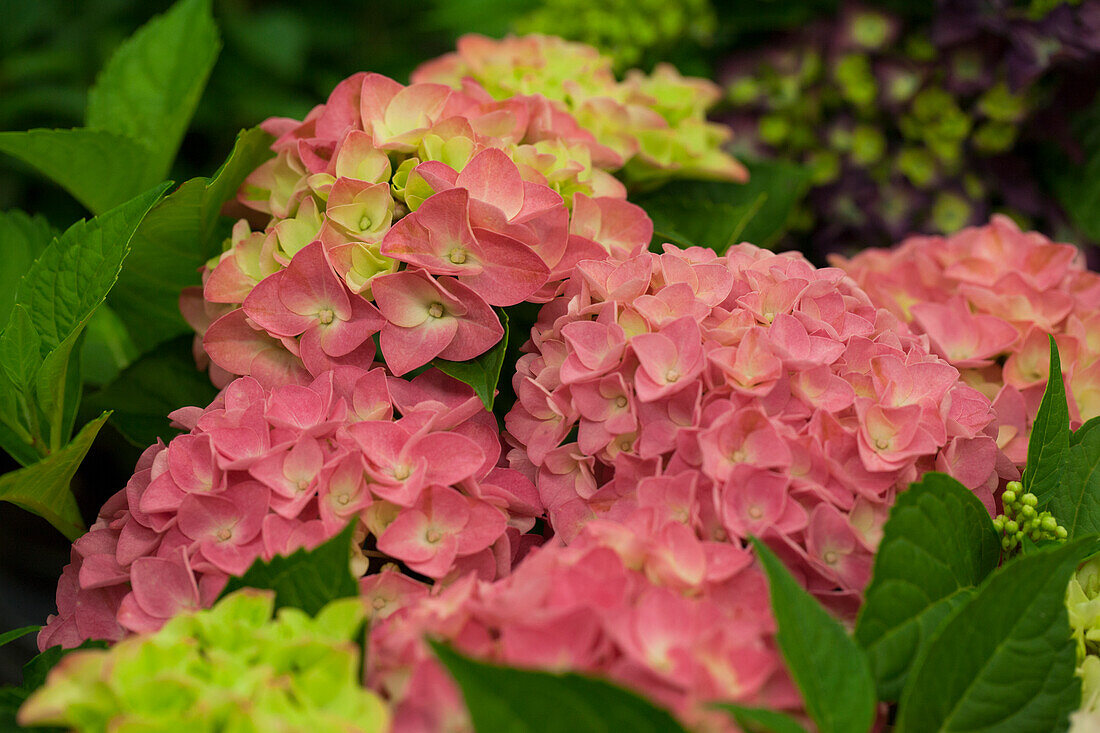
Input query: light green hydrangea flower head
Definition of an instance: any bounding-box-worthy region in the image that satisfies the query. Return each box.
[514,0,715,71]
[1068,558,1100,731]
[19,590,390,733]
[412,33,747,188]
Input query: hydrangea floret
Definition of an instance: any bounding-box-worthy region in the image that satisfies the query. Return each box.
[505,243,1014,613]
[411,34,747,186]
[20,590,389,733]
[833,215,1100,465]
[187,63,659,384]
[365,508,797,731]
[38,366,541,651]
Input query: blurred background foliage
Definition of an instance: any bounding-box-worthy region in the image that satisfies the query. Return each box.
[1,0,1098,684]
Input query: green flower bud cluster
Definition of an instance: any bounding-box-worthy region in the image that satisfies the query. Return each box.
[19,590,389,733]
[721,4,1043,249]
[515,0,716,71]
[992,481,1068,553]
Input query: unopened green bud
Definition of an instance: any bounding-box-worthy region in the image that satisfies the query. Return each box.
[1022,493,1038,507]
[1056,526,1068,539]
[1005,520,1019,534]
[1021,505,1037,519]
[1041,515,1059,532]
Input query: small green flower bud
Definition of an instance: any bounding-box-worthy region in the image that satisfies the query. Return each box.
[1057,526,1068,539]
[1022,493,1038,507]
[1005,520,1019,534]
[1002,489,1017,505]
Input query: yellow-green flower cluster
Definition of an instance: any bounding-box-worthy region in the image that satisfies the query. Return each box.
[412,33,746,188]
[514,0,715,72]
[1068,559,1100,731]
[19,590,389,733]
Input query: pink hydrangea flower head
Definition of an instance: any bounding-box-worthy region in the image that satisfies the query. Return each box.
[187,54,660,386]
[834,215,1100,457]
[507,243,1014,614]
[39,366,540,651]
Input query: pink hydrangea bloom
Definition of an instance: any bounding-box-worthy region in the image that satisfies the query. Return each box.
[38,367,540,651]
[505,244,1015,615]
[366,507,798,732]
[833,215,1100,465]
[187,67,655,387]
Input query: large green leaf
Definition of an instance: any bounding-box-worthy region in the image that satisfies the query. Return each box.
[751,538,876,733]
[632,160,810,252]
[713,704,809,733]
[15,185,169,354]
[1048,97,1100,242]
[0,412,109,539]
[219,521,358,616]
[0,129,156,215]
[1024,336,1071,505]
[1049,420,1100,539]
[84,335,217,448]
[431,641,688,733]
[0,626,39,649]
[0,210,56,328]
[109,126,274,352]
[80,304,140,387]
[854,473,1001,700]
[0,306,41,390]
[85,0,220,181]
[7,185,168,451]
[432,309,509,411]
[896,536,1100,733]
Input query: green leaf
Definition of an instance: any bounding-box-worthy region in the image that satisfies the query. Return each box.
[219,521,358,616]
[85,0,220,180]
[0,128,157,215]
[751,538,876,733]
[896,536,1100,733]
[854,473,1001,700]
[110,126,274,353]
[17,184,169,353]
[0,305,41,389]
[35,328,85,451]
[432,309,509,411]
[0,412,109,539]
[632,160,810,252]
[1048,97,1100,241]
[1024,336,1071,505]
[431,641,688,733]
[1048,421,1100,539]
[0,210,56,328]
[713,704,809,733]
[80,304,140,387]
[84,335,217,447]
[0,625,39,649]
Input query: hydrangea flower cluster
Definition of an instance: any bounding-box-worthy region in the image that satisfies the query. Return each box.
[365,508,796,731]
[186,63,657,383]
[505,243,1012,612]
[411,34,747,187]
[514,0,716,71]
[833,215,1100,465]
[20,590,389,732]
[37,366,540,651]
